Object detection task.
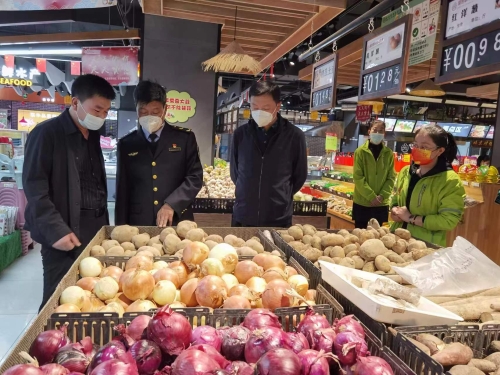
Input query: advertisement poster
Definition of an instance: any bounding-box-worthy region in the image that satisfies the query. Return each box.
[0,109,8,129]
[325,133,338,151]
[364,23,405,70]
[0,0,116,10]
[356,105,372,122]
[82,47,139,86]
[18,109,60,132]
[446,0,500,39]
[313,59,335,89]
[166,90,197,124]
[382,0,440,66]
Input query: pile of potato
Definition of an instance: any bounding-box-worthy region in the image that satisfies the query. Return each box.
[90,221,270,258]
[277,221,436,283]
[408,333,500,375]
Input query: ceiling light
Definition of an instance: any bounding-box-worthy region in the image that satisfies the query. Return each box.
[289,61,295,66]
[287,101,291,104]
[410,79,445,97]
[406,87,411,93]
[389,94,443,103]
[445,99,479,106]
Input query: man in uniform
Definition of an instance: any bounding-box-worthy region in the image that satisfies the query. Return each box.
[23,74,115,309]
[115,81,203,227]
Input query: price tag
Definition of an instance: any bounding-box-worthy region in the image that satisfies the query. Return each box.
[311,87,333,110]
[361,63,402,97]
[403,154,411,163]
[462,181,469,186]
[325,133,338,151]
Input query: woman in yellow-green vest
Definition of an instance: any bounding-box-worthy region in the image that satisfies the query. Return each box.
[391,124,465,246]
[353,120,396,229]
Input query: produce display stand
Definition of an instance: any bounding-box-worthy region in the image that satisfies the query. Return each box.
[0,230,21,273]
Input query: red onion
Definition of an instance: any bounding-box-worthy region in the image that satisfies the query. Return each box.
[217,326,251,361]
[90,355,139,375]
[333,332,369,366]
[298,350,330,375]
[113,325,136,349]
[129,340,162,375]
[311,328,336,353]
[354,356,394,375]
[67,373,85,375]
[244,326,286,364]
[191,326,222,351]
[334,315,365,339]
[169,349,221,375]
[29,326,71,365]
[284,332,309,354]
[225,361,254,375]
[55,336,95,373]
[296,310,330,347]
[87,341,127,373]
[187,344,230,369]
[147,305,191,356]
[127,315,152,341]
[242,309,281,331]
[254,348,301,375]
[4,365,44,375]
[40,364,70,375]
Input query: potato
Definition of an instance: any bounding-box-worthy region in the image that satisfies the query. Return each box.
[489,341,500,354]
[186,228,205,242]
[107,246,125,256]
[412,248,433,261]
[381,234,396,249]
[415,334,446,355]
[91,245,105,257]
[343,244,358,255]
[359,239,387,261]
[321,234,345,248]
[401,252,413,262]
[225,235,244,247]
[138,246,161,257]
[338,258,355,268]
[377,229,387,238]
[204,240,218,250]
[281,234,295,243]
[315,231,328,238]
[337,229,350,237]
[385,252,405,264]
[289,241,307,252]
[175,249,184,258]
[392,239,408,255]
[352,228,362,238]
[449,365,485,375]
[395,228,412,240]
[245,239,264,253]
[360,231,376,244]
[345,235,360,245]
[346,250,359,258]
[205,234,223,244]
[368,229,380,239]
[164,233,182,255]
[318,256,336,264]
[121,242,136,251]
[124,250,137,257]
[375,271,386,275]
[102,240,120,251]
[362,261,376,273]
[408,241,427,252]
[160,228,177,242]
[176,220,197,238]
[485,352,500,367]
[152,244,164,255]
[374,255,391,273]
[288,226,304,240]
[302,235,313,245]
[111,225,139,243]
[311,236,322,250]
[176,239,192,251]
[237,247,258,257]
[332,257,343,264]
[302,224,317,236]
[431,343,473,366]
[352,256,365,270]
[468,359,497,372]
[132,233,150,248]
[303,248,323,262]
[148,235,161,246]
[368,218,381,229]
[324,246,344,258]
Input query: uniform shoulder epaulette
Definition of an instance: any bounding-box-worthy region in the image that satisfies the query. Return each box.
[171,125,191,132]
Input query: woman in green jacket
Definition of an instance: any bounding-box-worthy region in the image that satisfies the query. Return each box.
[353,120,396,229]
[391,124,465,246]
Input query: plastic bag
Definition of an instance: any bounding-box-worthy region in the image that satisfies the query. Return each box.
[393,237,500,296]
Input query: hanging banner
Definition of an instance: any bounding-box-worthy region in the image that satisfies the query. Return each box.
[356,105,372,122]
[82,47,139,86]
[0,0,117,10]
[166,90,197,124]
[382,0,440,66]
[325,133,338,152]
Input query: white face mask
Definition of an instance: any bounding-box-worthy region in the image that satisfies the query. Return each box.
[139,115,164,134]
[252,109,276,128]
[77,101,105,131]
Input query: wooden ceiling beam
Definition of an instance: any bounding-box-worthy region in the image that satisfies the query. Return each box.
[162,9,226,24]
[221,42,268,54]
[259,6,344,69]
[282,0,345,8]
[221,29,283,44]
[222,0,318,13]
[0,29,140,44]
[223,20,295,36]
[221,35,276,49]
[142,0,162,14]
[467,83,499,100]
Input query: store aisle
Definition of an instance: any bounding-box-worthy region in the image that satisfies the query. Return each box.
[0,245,42,365]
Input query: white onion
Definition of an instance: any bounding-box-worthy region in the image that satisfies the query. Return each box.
[152,280,177,306]
[102,301,125,317]
[60,286,86,309]
[287,274,309,297]
[221,274,239,292]
[126,299,157,312]
[174,290,181,302]
[209,243,238,273]
[94,276,119,301]
[154,261,169,270]
[200,258,224,277]
[79,257,103,277]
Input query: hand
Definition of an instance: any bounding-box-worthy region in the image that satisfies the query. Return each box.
[53,233,81,251]
[157,203,174,227]
[393,206,411,222]
[370,195,383,207]
[391,207,404,223]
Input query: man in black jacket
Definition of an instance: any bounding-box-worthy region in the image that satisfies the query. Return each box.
[115,81,203,227]
[23,74,115,309]
[230,81,307,227]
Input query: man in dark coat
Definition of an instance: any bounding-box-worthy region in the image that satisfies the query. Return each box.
[115,81,203,227]
[230,81,308,227]
[23,74,115,310]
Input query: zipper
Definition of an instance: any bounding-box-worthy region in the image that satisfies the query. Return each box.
[417,184,427,207]
[257,156,264,223]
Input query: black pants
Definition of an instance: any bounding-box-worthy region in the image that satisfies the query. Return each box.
[39,209,108,311]
[352,203,389,229]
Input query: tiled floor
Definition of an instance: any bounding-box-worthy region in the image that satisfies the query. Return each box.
[0,204,116,365]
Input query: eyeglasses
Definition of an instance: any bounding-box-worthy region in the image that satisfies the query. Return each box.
[410,143,439,152]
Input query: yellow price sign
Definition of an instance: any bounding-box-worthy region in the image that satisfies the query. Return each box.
[325,132,338,151]
[403,154,411,163]
[320,114,328,122]
[242,108,251,119]
[310,111,319,120]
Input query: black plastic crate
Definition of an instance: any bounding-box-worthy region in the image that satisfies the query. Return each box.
[293,198,328,216]
[381,346,418,375]
[123,307,212,328]
[393,325,481,375]
[192,198,235,213]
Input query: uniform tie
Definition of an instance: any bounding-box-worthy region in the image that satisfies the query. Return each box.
[149,133,158,154]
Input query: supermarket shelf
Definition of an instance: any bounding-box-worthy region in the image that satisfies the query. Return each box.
[327,208,355,230]
[322,177,355,188]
